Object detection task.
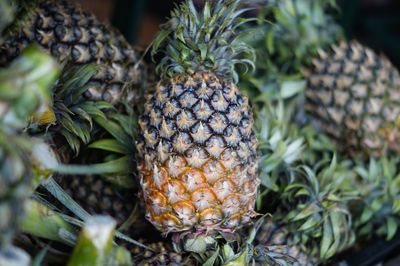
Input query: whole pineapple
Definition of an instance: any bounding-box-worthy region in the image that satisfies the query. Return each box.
[0,0,145,105]
[137,0,259,234]
[244,0,400,158]
[305,41,400,157]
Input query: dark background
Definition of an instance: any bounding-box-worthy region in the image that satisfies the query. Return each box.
[70,0,400,68]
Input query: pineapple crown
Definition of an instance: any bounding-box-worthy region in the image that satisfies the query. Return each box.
[152,0,255,82]
[265,0,342,66]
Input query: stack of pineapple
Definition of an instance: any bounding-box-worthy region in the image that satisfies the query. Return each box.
[1,0,400,265]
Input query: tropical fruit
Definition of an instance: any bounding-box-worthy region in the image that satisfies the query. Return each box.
[137,0,259,233]
[0,0,146,230]
[0,0,145,105]
[305,41,400,157]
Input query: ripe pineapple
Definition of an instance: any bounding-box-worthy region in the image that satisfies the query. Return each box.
[305,41,400,157]
[137,0,259,234]
[0,0,145,105]
[246,0,399,158]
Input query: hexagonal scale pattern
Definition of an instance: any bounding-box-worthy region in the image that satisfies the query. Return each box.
[306,41,400,157]
[137,73,259,233]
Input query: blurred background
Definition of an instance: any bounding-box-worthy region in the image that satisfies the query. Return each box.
[71,0,400,66]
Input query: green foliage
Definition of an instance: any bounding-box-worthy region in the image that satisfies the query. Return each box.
[177,216,299,266]
[0,0,14,41]
[21,199,75,244]
[240,0,342,99]
[153,0,255,82]
[256,100,304,195]
[279,158,357,260]
[88,104,137,188]
[46,64,113,156]
[0,45,59,130]
[352,157,400,241]
[67,216,117,266]
[0,46,59,249]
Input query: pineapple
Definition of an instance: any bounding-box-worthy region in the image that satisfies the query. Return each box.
[243,0,400,158]
[256,218,316,266]
[137,0,259,234]
[305,41,400,158]
[246,0,400,158]
[0,0,147,233]
[131,240,194,266]
[0,0,145,105]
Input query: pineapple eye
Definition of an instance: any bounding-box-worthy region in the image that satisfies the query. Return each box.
[209,113,228,134]
[223,126,241,147]
[176,110,196,130]
[172,133,192,154]
[190,122,212,144]
[211,91,229,112]
[205,136,225,158]
[184,147,208,168]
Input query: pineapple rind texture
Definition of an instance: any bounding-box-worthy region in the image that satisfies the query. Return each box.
[138,73,259,233]
[256,219,318,266]
[306,41,400,157]
[0,0,144,105]
[58,175,135,226]
[131,241,194,266]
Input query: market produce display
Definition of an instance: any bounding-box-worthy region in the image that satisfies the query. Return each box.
[1,0,400,265]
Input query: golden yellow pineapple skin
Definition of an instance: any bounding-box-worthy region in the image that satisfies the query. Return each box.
[137,73,259,233]
[306,41,400,157]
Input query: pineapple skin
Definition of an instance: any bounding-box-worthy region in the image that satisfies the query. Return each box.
[306,41,400,157]
[131,240,194,266]
[59,175,134,224]
[256,220,317,266]
[137,73,259,233]
[0,0,144,105]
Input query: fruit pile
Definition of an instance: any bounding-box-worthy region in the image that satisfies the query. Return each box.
[1,0,399,265]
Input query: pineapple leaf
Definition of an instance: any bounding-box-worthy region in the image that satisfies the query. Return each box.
[153,0,255,82]
[201,246,219,266]
[94,116,133,149]
[386,217,397,241]
[89,139,126,154]
[32,246,49,266]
